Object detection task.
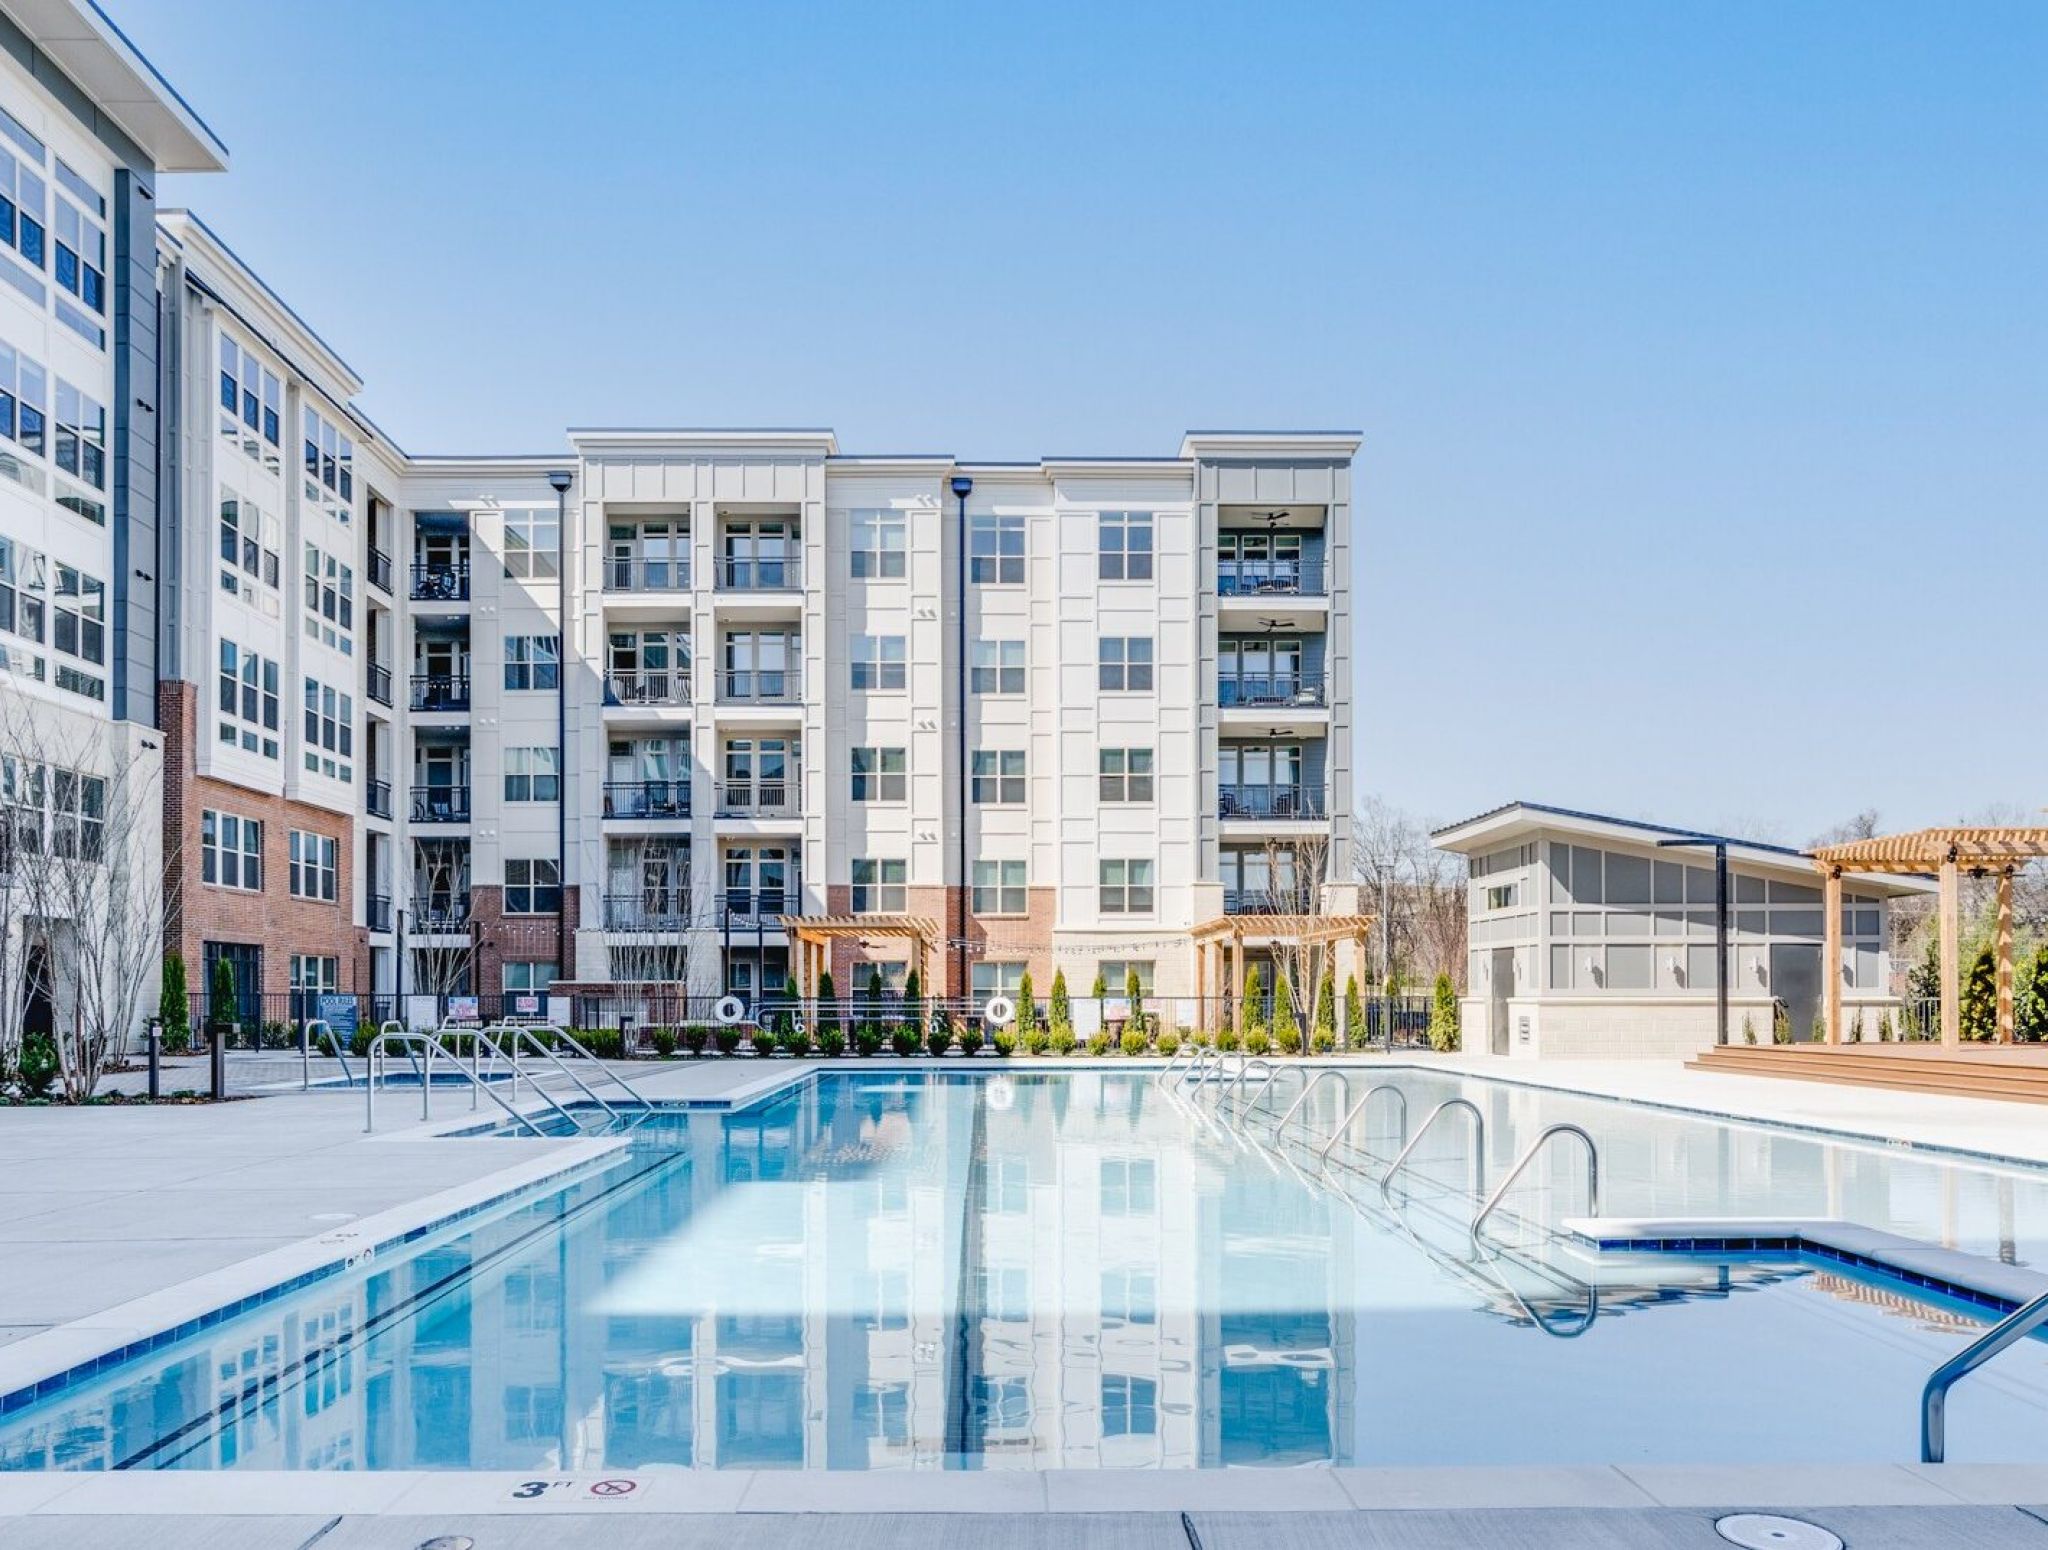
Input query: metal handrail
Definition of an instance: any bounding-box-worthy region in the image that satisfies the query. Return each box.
[1470,1123,1599,1256]
[1157,1042,1199,1084]
[1317,1082,1411,1163]
[489,1024,619,1125]
[1216,1056,1271,1111]
[1922,1288,2048,1462]
[1273,1068,1353,1138]
[363,1030,547,1137]
[298,1018,348,1089]
[1378,1098,1485,1200]
[461,1025,590,1133]
[543,1022,651,1114]
[1236,1061,1302,1127]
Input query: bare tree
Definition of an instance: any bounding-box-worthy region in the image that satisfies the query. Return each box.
[1353,795,1469,992]
[405,838,476,1020]
[0,710,57,1082]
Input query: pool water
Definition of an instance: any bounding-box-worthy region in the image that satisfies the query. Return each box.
[7,1068,2048,1472]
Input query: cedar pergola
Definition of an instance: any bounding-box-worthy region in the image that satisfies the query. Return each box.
[782,915,940,997]
[1189,911,1376,1035]
[1810,827,2048,1047]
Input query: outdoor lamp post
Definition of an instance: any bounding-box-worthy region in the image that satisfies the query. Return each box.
[146,1015,162,1100]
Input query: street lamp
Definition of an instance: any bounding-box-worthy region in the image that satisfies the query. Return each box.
[1656,834,1732,1046]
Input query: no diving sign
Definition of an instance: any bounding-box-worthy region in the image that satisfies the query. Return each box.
[507,1476,647,1504]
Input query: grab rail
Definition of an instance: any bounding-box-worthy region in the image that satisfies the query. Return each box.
[1235,1062,1299,1127]
[1217,1056,1272,1111]
[363,1030,549,1137]
[488,1023,619,1126]
[1157,1044,1198,1085]
[1470,1123,1599,1256]
[464,1026,589,1133]
[1922,1288,2048,1462]
[542,1023,652,1115]
[1378,1098,1485,1199]
[1317,1082,1410,1163]
[299,1019,341,1089]
[1273,1069,1354,1138]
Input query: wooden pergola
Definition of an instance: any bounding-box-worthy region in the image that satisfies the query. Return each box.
[1189,912,1375,1034]
[1811,827,2048,1047]
[781,915,940,997]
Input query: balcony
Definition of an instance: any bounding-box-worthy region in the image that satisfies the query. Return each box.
[715,778,797,818]
[366,893,392,932]
[411,673,471,712]
[1223,885,1316,915]
[605,556,691,592]
[605,669,689,707]
[715,555,801,591]
[368,547,393,594]
[1219,785,1328,821]
[411,785,472,823]
[721,886,797,929]
[603,780,691,820]
[411,560,470,602]
[1219,673,1326,710]
[718,670,802,704]
[1218,559,1326,598]
[365,779,392,819]
[605,892,691,931]
[367,661,392,707]
[412,895,472,931]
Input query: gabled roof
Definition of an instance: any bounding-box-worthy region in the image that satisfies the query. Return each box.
[5,0,228,171]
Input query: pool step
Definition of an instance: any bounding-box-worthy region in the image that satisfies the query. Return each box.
[1690,1044,2048,1105]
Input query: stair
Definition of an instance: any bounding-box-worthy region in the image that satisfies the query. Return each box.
[1690,1044,2048,1105]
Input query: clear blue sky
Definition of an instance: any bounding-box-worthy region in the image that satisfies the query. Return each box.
[116,0,2046,845]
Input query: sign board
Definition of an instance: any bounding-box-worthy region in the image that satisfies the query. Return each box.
[447,995,480,1025]
[316,995,359,1047]
[512,993,540,1017]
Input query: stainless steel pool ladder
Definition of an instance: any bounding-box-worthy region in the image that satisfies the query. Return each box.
[1378,1098,1486,1201]
[1157,1043,1199,1085]
[483,1022,647,1130]
[363,1030,549,1136]
[1470,1123,1599,1257]
[298,1018,349,1089]
[1270,1068,1353,1137]
[1315,1082,1410,1162]
[1214,1056,1272,1112]
[1922,1286,2048,1462]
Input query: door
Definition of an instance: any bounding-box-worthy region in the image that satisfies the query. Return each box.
[1770,944,1823,1043]
[1489,948,1513,1055]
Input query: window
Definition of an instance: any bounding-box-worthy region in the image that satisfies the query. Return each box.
[970,962,1026,1003]
[302,678,354,782]
[0,341,47,482]
[219,335,283,459]
[971,639,1025,694]
[1099,859,1155,914]
[850,746,906,802]
[53,379,103,495]
[301,542,354,655]
[505,858,562,914]
[0,534,46,674]
[968,512,1024,583]
[1098,748,1154,803]
[850,508,906,578]
[218,492,281,607]
[1101,1268,1156,1326]
[301,405,354,513]
[971,1376,1030,1434]
[288,830,338,902]
[503,961,559,994]
[216,640,281,759]
[505,747,562,802]
[50,565,103,699]
[0,125,48,285]
[502,506,559,578]
[290,955,339,994]
[51,164,105,331]
[504,635,560,690]
[972,861,1028,915]
[1100,1158,1156,1215]
[1102,1374,1158,1438]
[1097,511,1153,580]
[850,858,907,914]
[201,810,263,891]
[1098,637,1154,692]
[47,767,104,861]
[1485,883,1519,911]
[1098,960,1155,997]
[961,749,1020,806]
[976,1264,1030,1323]
[850,633,907,690]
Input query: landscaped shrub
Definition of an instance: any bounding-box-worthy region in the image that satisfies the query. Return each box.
[650,1028,679,1058]
[1125,966,1148,1037]
[816,969,839,1048]
[783,1020,814,1058]
[1878,1012,1895,1043]
[892,1025,920,1058]
[715,1027,743,1056]
[1215,1028,1240,1053]
[857,1025,884,1057]
[1049,969,1073,1043]
[750,1025,777,1057]
[1343,974,1363,1047]
[1050,1025,1076,1056]
[991,1028,1016,1057]
[927,1022,953,1058]
[1848,1010,1865,1044]
[1156,1031,1181,1058]
[819,1027,848,1058]
[1742,1013,1758,1046]
[1119,1028,1148,1058]
[1312,971,1335,1048]
[902,967,924,1042]
[1770,1002,1791,1045]
[1239,965,1267,1043]
[1016,970,1040,1044]
[1310,1026,1336,1054]
[1961,944,1998,1042]
[18,1031,57,1098]
[580,1028,626,1060]
[1086,1031,1112,1057]
[2019,943,2048,1043]
[959,1024,984,1056]
[682,1024,710,1056]
[209,955,237,1038]
[160,953,189,1051]
[1024,1028,1050,1056]
[1272,974,1302,1054]
[1243,1027,1271,1057]
[1429,971,1461,1053]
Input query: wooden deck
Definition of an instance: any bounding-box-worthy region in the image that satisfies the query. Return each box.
[1690,1041,2048,1104]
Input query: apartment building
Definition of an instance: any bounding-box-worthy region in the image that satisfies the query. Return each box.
[1,0,1359,1032]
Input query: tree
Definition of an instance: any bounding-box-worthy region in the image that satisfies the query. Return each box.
[815,968,839,1045]
[865,965,886,1047]
[1312,970,1336,1050]
[1049,969,1072,1038]
[1960,944,1998,1042]
[160,952,189,1049]
[1239,964,1267,1041]
[1271,972,1301,1053]
[406,838,478,1023]
[1343,974,1364,1047]
[1017,969,1040,1042]
[1125,965,1146,1035]
[209,954,238,1038]
[902,965,923,1038]
[1428,971,1460,1053]
[2017,942,2048,1043]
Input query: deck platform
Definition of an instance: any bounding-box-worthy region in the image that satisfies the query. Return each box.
[1690,1042,2048,1104]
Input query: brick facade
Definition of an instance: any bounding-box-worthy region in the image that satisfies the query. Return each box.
[822,883,1066,997]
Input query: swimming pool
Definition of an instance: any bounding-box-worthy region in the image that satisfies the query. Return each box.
[6,1066,2048,1472]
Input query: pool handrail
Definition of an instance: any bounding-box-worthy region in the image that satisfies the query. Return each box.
[1377,1097,1486,1201]
[299,1018,344,1090]
[541,1022,653,1116]
[1236,1062,1306,1128]
[363,1029,550,1137]
[487,1023,621,1126]
[1156,1043,1198,1085]
[1315,1082,1410,1163]
[1219,1056,1272,1111]
[1272,1068,1354,1138]
[1470,1123,1599,1257]
[463,1025,592,1134]
[1922,1287,2048,1462]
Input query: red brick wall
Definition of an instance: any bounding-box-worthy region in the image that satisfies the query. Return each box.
[820,883,1058,997]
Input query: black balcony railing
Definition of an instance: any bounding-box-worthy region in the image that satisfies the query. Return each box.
[410,784,472,823]
[604,669,690,707]
[1223,885,1317,915]
[411,560,469,601]
[367,893,393,932]
[605,556,691,591]
[605,893,691,931]
[411,895,472,931]
[722,886,796,927]
[365,779,392,819]
[367,661,393,707]
[1219,672,1327,709]
[716,778,796,817]
[368,547,393,594]
[411,673,471,711]
[714,555,801,590]
[1218,559,1327,598]
[1219,784,1328,820]
[603,780,691,819]
[719,670,801,703]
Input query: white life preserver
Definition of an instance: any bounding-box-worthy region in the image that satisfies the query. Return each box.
[714,995,747,1025]
[983,995,1016,1028]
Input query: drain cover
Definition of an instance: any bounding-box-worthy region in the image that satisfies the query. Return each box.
[1715,1514,1843,1550]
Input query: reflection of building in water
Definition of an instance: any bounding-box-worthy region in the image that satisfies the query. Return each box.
[2,1074,1361,1471]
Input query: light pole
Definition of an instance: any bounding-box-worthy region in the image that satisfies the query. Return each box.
[1657,835,1731,1046]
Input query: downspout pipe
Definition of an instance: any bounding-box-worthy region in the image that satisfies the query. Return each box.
[950,475,974,1013]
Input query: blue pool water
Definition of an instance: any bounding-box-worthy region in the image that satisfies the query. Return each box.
[7,1067,2048,1472]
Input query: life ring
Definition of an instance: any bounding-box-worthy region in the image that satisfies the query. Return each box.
[714,995,747,1025]
[983,995,1016,1028]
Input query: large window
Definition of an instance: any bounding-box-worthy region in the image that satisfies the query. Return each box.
[968,512,1024,583]
[290,955,339,994]
[850,633,907,690]
[217,640,281,759]
[1098,859,1155,914]
[1098,960,1156,996]
[504,635,560,690]
[1097,511,1153,580]
[302,678,354,782]
[219,334,283,463]
[301,542,354,655]
[50,564,103,699]
[53,378,103,492]
[971,860,1028,915]
[288,830,338,902]
[850,508,907,578]
[0,117,48,284]
[505,747,561,802]
[971,750,1026,805]
[51,161,105,340]
[1102,1374,1158,1438]
[201,810,262,891]
[1098,748,1154,803]
[1097,637,1154,692]
[1100,1158,1156,1215]
[301,405,354,514]
[505,858,561,914]
[218,491,281,609]
[504,961,558,994]
[0,341,47,480]
[503,505,560,578]
[48,767,104,861]
[971,639,1025,694]
[850,746,906,803]
[970,961,1026,1001]
[850,858,907,914]
[0,534,45,679]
